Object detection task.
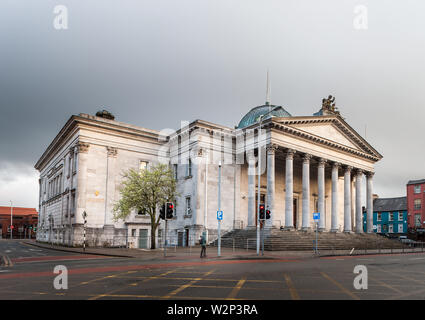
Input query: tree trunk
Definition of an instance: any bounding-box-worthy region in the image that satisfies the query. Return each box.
[151,224,156,250]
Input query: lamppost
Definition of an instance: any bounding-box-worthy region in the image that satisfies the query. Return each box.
[10,200,13,240]
[256,106,284,256]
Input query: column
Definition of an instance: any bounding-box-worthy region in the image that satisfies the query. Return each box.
[366,172,374,233]
[317,158,326,231]
[331,162,340,232]
[355,169,363,233]
[247,152,256,227]
[344,166,352,232]
[266,145,277,227]
[302,154,311,231]
[285,149,295,229]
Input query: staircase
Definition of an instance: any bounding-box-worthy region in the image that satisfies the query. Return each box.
[211,228,407,251]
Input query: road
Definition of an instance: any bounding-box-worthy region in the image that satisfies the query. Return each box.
[1,239,425,300]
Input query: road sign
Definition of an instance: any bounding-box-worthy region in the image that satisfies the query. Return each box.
[373,225,377,230]
[313,212,320,221]
[10,225,14,229]
[217,211,223,221]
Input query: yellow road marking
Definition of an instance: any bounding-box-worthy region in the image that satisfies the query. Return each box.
[320,272,360,300]
[226,277,247,300]
[88,269,175,300]
[284,274,300,300]
[161,269,215,299]
[369,277,403,295]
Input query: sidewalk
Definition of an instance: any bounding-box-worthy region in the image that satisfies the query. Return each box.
[22,240,317,261]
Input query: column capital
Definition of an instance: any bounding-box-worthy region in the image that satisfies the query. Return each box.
[286,149,296,159]
[266,144,279,154]
[332,162,341,169]
[303,153,312,163]
[76,141,90,154]
[356,168,364,176]
[366,171,375,178]
[106,146,118,157]
[318,158,327,166]
[344,165,353,173]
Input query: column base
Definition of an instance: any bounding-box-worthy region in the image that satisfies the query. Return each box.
[283,226,295,231]
[301,227,312,232]
[344,230,353,234]
[318,228,326,232]
[330,229,339,233]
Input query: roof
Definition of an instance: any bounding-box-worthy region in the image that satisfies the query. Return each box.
[237,104,292,129]
[0,207,38,216]
[373,197,407,212]
[407,179,425,185]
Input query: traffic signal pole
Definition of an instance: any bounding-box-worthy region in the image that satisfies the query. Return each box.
[217,161,221,257]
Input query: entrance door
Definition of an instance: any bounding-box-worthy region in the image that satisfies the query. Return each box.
[185,228,189,247]
[293,198,298,229]
[178,231,184,246]
[138,229,148,249]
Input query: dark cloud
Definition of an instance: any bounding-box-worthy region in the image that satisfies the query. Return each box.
[1,0,424,207]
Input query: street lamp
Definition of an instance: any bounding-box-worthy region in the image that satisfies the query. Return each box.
[256,106,284,256]
[10,200,13,240]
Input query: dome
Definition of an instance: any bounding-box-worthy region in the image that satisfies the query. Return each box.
[237,103,292,129]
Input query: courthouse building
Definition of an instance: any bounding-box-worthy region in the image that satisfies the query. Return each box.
[35,96,382,247]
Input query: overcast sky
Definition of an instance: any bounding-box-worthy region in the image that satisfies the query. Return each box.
[1,0,425,209]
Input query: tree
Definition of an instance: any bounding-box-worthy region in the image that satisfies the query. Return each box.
[113,163,178,249]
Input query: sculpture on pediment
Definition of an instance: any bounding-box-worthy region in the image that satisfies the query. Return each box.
[321,95,340,115]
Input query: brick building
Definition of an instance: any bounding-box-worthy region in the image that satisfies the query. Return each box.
[407,179,425,231]
[0,206,38,239]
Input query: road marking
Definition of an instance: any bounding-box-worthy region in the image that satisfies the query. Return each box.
[409,257,425,260]
[226,276,247,300]
[369,277,403,295]
[89,269,175,300]
[357,259,373,261]
[161,269,215,299]
[320,272,360,300]
[284,274,300,300]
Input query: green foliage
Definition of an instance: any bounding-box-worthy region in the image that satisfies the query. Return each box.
[113,163,178,227]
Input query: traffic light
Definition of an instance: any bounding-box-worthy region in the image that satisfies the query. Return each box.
[259,204,265,220]
[159,204,166,220]
[266,209,271,219]
[166,202,174,219]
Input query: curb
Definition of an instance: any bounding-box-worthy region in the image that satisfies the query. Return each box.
[22,241,135,259]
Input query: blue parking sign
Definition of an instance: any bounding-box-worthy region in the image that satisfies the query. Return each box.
[313,212,320,221]
[217,211,223,220]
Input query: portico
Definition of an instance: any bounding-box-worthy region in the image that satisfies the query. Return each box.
[241,98,382,234]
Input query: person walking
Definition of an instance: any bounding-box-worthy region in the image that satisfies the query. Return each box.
[200,234,207,258]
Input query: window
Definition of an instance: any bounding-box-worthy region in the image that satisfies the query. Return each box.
[185,197,191,215]
[377,224,382,233]
[415,214,422,227]
[187,159,192,177]
[414,185,421,194]
[389,224,394,233]
[68,154,72,177]
[414,199,421,210]
[398,224,404,233]
[377,213,382,221]
[73,151,78,173]
[131,229,136,237]
[139,161,148,172]
[398,212,404,221]
[70,192,76,216]
[173,164,178,180]
[389,212,394,221]
[137,209,147,215]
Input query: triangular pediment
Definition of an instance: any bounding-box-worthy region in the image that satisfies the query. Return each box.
[289,122,361,151]
[271,116,382,160]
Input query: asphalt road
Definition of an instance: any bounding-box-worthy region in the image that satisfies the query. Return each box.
[1,239,425,300]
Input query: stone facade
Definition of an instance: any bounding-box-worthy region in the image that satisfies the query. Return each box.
[35,102,382,248]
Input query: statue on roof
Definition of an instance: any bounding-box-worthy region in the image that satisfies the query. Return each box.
[95,110,115,120]
[321,95,340,115]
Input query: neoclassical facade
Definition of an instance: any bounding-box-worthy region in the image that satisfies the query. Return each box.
[35,97,382,247]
